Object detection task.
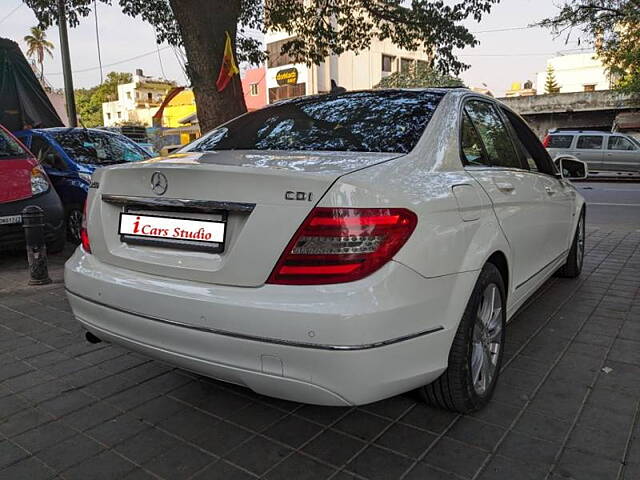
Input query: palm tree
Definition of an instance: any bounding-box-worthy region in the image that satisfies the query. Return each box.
[24,26,54,82]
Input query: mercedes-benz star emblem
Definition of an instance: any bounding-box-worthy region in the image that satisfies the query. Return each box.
[150,172,168,195]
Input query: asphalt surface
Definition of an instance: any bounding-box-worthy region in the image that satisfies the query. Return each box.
[576,181,640,228]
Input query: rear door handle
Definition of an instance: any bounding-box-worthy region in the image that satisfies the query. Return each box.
[545,186,556,195]
[495,182,515,192]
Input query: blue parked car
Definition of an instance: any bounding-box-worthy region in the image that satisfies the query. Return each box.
[15,127,152,243]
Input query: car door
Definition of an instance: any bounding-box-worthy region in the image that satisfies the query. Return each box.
[461,98,553,296]
[605,135,640,173]
[500,108,575,264]
[574,134,604,171]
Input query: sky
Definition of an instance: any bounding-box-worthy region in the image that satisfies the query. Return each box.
[0,0,592,97]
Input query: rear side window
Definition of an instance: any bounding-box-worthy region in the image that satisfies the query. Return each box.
[502,108,555,175]
[0,129,28,158]
[576,135,603,150]
[463,100,521,169]
[607,136,637,151]
[548,135,573,148]
[185,90,444,154]
[460,112,488,166]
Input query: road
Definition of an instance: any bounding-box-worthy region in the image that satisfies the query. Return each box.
[575,181,640,228]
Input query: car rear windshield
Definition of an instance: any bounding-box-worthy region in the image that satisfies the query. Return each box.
[548,134,574,148]
[185,90,444,154]
[52,130,151,165]
[0,129,28,159]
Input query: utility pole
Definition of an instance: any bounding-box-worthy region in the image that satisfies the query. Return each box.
[58,0,77,127]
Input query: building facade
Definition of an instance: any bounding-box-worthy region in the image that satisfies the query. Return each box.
[102,69,176,127]
[535,53,612,94]
[241,68,268,111]
[265,31,432,104]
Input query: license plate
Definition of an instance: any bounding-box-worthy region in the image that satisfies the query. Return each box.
[119,213,226,252]
[0,215,22,225]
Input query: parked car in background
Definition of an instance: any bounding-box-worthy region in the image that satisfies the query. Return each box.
[544,129,640,175]
[66,89,587,412]
[0,124,65,253]
[14,128,152,243]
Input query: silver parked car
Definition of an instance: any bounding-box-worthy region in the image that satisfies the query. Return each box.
[544,130,640,174]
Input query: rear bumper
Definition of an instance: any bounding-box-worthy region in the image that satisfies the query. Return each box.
[65,249,478,405]
[0,188,64,250]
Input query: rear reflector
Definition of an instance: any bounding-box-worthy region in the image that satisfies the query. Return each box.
[267,207,417,285]
[80,200,91,253]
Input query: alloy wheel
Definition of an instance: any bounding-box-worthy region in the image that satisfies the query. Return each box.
[471,283,503,396]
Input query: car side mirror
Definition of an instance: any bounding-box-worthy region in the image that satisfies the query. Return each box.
[554,155,588,180]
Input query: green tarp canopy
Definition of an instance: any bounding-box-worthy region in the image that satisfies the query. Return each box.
[0,37,63,131]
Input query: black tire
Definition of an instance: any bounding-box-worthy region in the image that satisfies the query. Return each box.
[66,206,83,245]
[556,210,585,279]
[419,262,506,413]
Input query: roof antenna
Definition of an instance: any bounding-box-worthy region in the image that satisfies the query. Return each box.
[330,79,346,94]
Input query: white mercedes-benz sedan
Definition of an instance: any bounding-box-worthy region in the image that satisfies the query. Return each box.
[65,89,587,412]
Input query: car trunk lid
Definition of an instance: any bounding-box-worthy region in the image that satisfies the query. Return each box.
[89,150,400,287]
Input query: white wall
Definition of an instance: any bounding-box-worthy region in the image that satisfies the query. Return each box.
[536,53,611,94]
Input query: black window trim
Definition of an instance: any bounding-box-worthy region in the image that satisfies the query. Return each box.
[458,95,528,171]
[498,105,558,178]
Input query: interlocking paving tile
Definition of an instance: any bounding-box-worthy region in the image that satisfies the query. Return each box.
[141,442,215,480]
[191,460,256,479]
[35,434,104,472]
[61,450,137,480]
[423,437,490,478]
[226,436,293,476]
[225,402,289,431]
[84,413,147,447]
[303,429,366,467]
[0,440,28,468]
[264,453,336,480]
[477,454,548,480]
[0,456,56,480]
[263,415,324,448]
[347,445,413,480]
[374,422,437,458]
[333,410,390,441]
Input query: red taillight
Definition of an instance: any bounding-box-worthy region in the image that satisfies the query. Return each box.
[542,135,551,147]
[267,207,417,285]
[80,200,91,253]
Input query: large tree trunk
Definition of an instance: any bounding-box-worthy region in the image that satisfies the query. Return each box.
[169,0,247,134]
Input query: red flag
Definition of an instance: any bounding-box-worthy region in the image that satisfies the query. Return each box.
[216,32,240,92]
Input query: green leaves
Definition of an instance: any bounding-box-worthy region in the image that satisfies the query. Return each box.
[25,0,501,75]
[544,65,560,94]
[375,63,465,88]
[76,71,132,127]
[266,0,500,75]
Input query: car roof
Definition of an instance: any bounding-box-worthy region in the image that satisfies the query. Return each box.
[27,127,120,137]
[549,130,616,135]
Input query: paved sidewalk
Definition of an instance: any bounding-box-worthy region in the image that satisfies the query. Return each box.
[0,226,639,480]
